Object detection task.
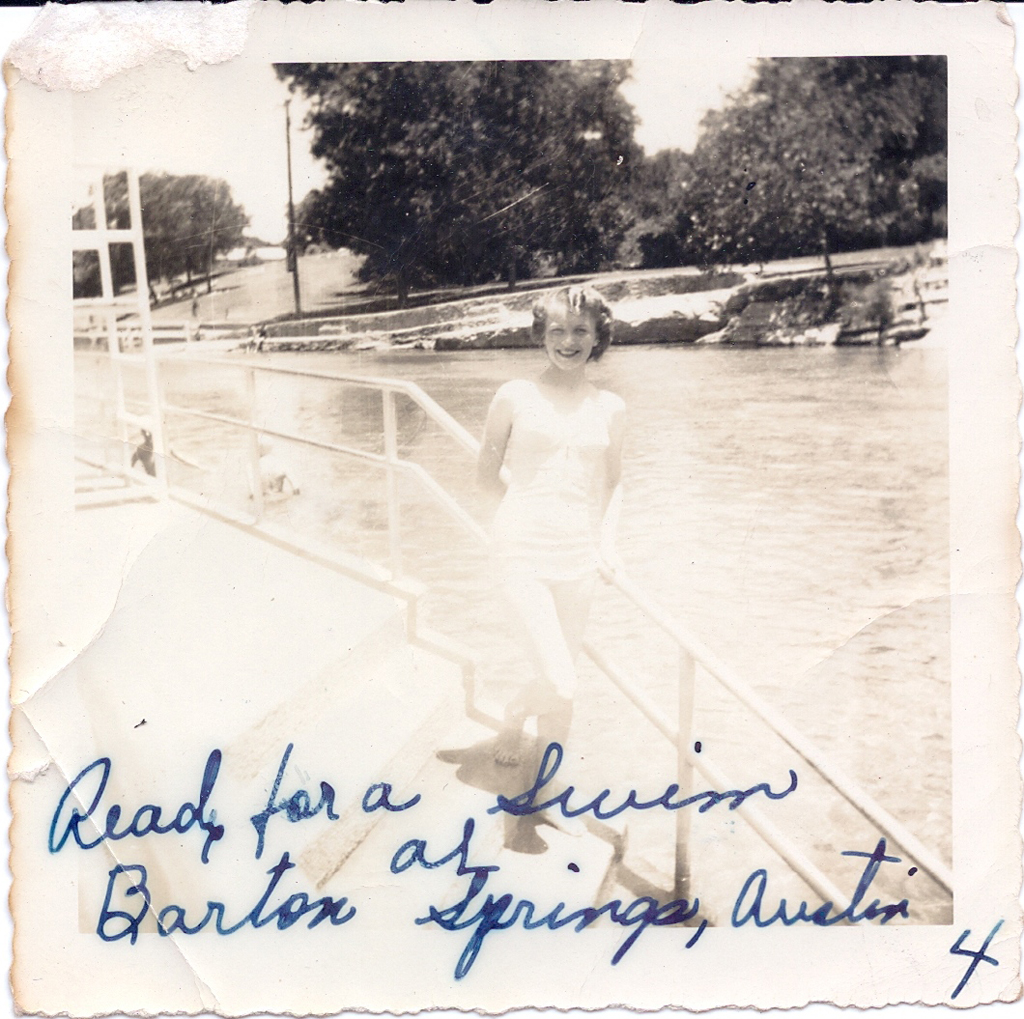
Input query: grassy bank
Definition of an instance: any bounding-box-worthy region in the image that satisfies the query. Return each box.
[241,242,946,354]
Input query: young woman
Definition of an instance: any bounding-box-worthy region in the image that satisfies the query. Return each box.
[478,285,625,768]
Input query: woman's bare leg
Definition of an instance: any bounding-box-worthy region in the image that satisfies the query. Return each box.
[497,574,595,764]
[550,574,597,663]
[537,573,595,755]
[495,693,529,767]
[497,577,567,766]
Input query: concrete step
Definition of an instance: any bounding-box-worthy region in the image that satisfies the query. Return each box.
[295,647,474,889]
[74,482,159,509]
[312,713,618,923]
[73,476,129,495]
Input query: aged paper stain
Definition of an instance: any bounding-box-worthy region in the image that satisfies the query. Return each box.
[4,1,1020,1013]
[6,0,253,92]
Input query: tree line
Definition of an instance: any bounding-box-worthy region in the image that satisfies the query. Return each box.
[278,56,946,302]
[74,57,946,308]
[73,172,249,302]
[279,60,642,301]
[637,56,947,273]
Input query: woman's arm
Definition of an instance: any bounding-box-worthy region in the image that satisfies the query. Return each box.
[605,398,625,494]
[599,397,626,570]
[476,385,514,513]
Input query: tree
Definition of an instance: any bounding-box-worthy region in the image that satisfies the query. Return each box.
[276,61,641,301]
[140,173,250,294]
[681,57,947,292]
[294,188,331,250]
[78,172,250,298]
[619,148,693,268]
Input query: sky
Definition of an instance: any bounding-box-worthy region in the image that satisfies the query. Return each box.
[621,55,756,157]
[72,55,757,245]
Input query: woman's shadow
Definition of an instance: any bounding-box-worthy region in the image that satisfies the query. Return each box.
[436,734,554,855]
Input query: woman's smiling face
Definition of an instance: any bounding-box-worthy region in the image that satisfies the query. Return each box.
[543,307,597,370]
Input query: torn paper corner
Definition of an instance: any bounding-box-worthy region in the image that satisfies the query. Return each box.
[5,0,254,92]
[8,755,50,785]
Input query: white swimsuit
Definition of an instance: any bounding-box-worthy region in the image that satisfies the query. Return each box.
[490,380,622,582]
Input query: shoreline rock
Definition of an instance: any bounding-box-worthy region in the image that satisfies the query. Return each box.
[243,247,947,354]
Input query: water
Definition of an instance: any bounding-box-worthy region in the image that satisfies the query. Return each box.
[77,342,950,921]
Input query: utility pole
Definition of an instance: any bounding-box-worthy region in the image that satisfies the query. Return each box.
[285,98,302,316]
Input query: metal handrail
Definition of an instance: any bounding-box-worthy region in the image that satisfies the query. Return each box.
[159,399,489,547]
[599,563,954,896]
[180,355,483,457]
[138,352,953,901]
[583,638,850,909]
[74,163,949,908]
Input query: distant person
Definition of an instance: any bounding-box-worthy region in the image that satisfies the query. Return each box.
[244,324,268,352]
[258,438,301,499]
[477,285,625,777]
[190,291,200,319]
[130,428,156,477]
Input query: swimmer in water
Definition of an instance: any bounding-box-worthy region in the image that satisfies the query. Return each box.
[258,438,301,498]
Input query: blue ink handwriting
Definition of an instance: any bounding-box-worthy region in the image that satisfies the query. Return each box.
[391,818,705,979]
[250,744,339,859]
[490,742,797,821]
[49,751,224,864]
[250,743,421,859]
[362,782,421,814]
[949,920,1003,999]
[732,839,909,927]
[97,852,356,943]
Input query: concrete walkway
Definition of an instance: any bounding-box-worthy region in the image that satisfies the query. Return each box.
[23,466,619,946]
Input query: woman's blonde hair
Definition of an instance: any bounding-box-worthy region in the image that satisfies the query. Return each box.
[530,285,614,361]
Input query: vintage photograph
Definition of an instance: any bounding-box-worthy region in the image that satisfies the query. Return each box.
[7,2,1019,1014]
[71,51,952,915]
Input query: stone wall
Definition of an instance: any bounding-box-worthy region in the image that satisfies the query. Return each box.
[249,249,946,353]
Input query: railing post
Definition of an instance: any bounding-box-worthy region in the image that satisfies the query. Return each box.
[106,310,131,473]
[382,388,403,578]
[674,648,696,901]
[125,167,168,496]
[246,367,264,523]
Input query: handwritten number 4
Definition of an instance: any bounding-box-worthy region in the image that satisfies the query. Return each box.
[949,920,1003,999]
